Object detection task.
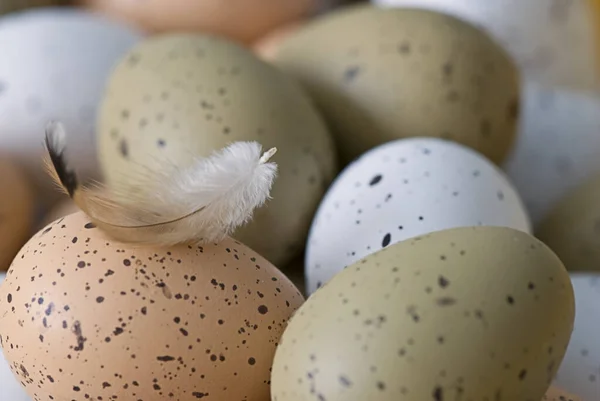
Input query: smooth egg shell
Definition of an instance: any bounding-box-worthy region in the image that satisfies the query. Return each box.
[274,226,575,401]
[0,8,143,207]
[78,0,315,44]
[272,4,520,165]
[0,211,304,401]
[370,0,600,91]
[305,137,530,294]
[0,272,32,401]
[253,22,305,61]
[0,156,34,271]
[503,82,600,226]
[536,173,600,272]
[97,34,338,267]
[553,274,600,400]
[543,385,582,401]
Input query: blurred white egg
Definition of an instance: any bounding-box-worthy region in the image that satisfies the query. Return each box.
[553,273,600,401]
[503,81,600,226]
[0,7,143,207]
[370,0,600,90]
[0,272,31,401]
[305,137,531,294]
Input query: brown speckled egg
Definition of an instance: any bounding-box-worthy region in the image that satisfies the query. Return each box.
[77,0,315,44]
[0,211,304,401]
[0,156,34,271]
[272,4,520,165]
[543,385,582,401]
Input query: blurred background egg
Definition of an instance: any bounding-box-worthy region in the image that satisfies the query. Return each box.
[77,0,346,44]
[0,156,34,271]
[0,7,143,209]
[553,274,600,400]
[0,0,68,14]
[274,227,575,401]
[0,272,32,401]
[370,0,600,91]
[503,82,600,226]
[253,22,304,61]
[96,34,337,268]
[305,137,530,294]
[536,173,600,272]
[543,385,583,401]
[37,197,79,229]
[272,4,520,166]
[0,212,304,401]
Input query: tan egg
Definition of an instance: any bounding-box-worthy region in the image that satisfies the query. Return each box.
[253,22,305,61]
[0,156,34,271]
[543,385,582,401]
[272,4,520,165]
[0,211,304,401]
[272,226,574,401]
[39,198,80,229]
[77,0,315,44]
[537,173,600,272]
[96,34,338,267]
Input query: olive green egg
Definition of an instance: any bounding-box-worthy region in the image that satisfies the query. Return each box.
[537,173,600,272]
[271,226,574,401]
[96,34,338,267]
[271,4,520,165]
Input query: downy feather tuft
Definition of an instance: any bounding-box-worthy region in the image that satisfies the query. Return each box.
[43,121,278,245]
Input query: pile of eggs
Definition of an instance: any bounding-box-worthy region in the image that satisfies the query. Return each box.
[0,0,600,400]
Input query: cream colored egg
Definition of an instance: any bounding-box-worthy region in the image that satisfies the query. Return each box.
[0,211,304,401]
[253,22,305,61]
[77,0,316,44]
[272,4,520,165]
[272,226,575,401]
[0,156,34,271]
[97,34,338,267]
[371,0,600,91]
[537,173,600,272]
[543,385,582,401]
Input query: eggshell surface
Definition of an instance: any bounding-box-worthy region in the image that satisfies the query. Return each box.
[503,82,600,226]
[253,22,305,61]
[272,5,520,165]
[97,34,337,267]
[553,274,600,400]
[78,0,314,44]
[537,174,600,272]
[273,226,575,401]
[0,212,304,401]
[0,273,32,401]
[0,8,143,206]
[305,137,530,294]
[0,156,34,271]
[371,0,600,91]
[543,385,583,401]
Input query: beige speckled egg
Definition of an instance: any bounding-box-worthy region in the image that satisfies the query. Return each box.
[0,211,304,401]
[272,226,574,401]
[543,385,582,401]
[537,173,600,272]
[0,156,34,271]
[97,34,337,267]
[272,4,520,165]
[77,0,315,44]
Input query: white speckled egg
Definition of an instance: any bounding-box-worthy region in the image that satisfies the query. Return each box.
[305,137,530,294]
[370,0,600,90]
[274,226,575,401]
[553,273,600,400]
[503,82,600,226]
[0,7,143,207]
[0,272,32,401]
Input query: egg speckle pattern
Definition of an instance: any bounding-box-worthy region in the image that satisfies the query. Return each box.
[503,82,600,226]
[272,4,520,165]
[97,34,337,267]
[553,274,600,400]
[0,212,304,401]
[0,8,143,205]
[273,227,575,401]
[370,0,600,91]
[543,386,582,401]
[305,137,530,294]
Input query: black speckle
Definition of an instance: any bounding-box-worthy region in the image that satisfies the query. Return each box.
[506,296,515,305]
[438,276,449,288]
[344,65,361,82]
[84,222,96,229]
[258,305,269,315]
[123,259,131,267]
[433,386,443,401]
[157,139,166,147]
[119,139,129,158]
[339,376,352,387]
[369,174,383,186]
[248,357,256,365]
[518,369,527,380]
[96,296,105,303]
[7,294,12,303]
[382,233,392,248]
[73,386,81,392]
[398,42,411,54]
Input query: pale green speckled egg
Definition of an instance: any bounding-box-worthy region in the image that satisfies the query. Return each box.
[271,226,574,401]
[96,34,338,267]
